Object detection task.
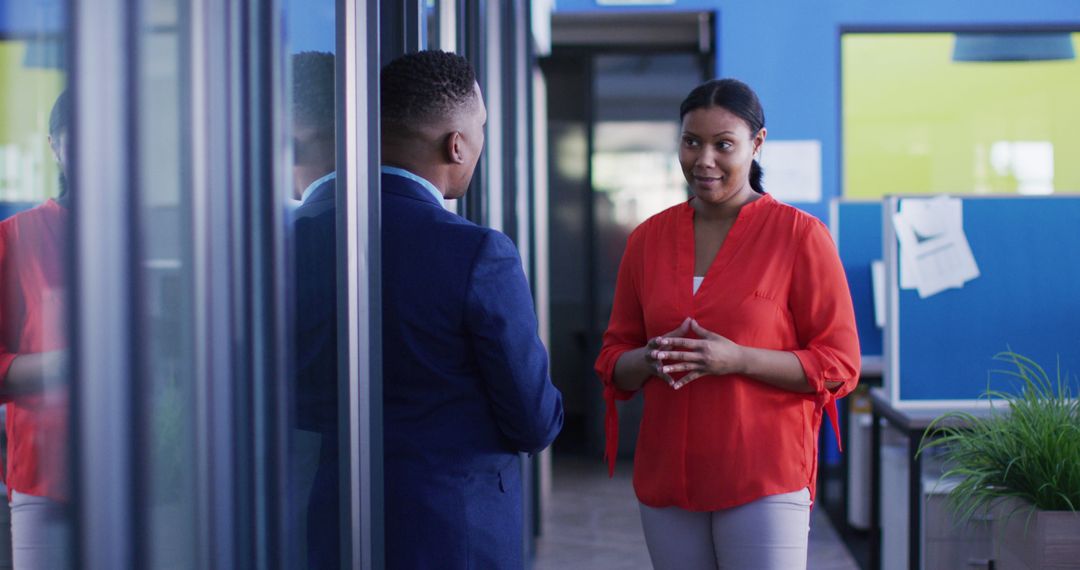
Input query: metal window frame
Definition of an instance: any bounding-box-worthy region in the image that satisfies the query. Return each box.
[192,0,294,566]
[70,0,381,568]
[458,0,486,224]
[339,0,382,568]
[72,0,139,566]
[189,0,242,566]
[190,0,295,567]
[380,0,423,66]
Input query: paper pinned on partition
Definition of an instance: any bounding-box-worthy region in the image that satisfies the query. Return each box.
[871,259,886,329]
[891,196,980,298]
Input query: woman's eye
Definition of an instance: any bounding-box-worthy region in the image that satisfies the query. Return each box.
[682,137,698,148]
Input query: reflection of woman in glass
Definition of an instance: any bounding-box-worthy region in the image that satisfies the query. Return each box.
[595,79,860,569]
[0,90,72,569]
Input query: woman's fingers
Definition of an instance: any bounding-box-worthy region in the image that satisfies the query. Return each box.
[648,349,673,384]
[655,337,704,351]
[653,348,702,362]
[661,361,700,374]
[672,372,705,390]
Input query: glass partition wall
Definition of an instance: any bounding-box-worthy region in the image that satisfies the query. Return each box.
[0,0,382,568]
[0,0,538,567]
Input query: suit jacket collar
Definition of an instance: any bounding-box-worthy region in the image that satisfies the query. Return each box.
[303,176,336,206]
[382,171,444,208]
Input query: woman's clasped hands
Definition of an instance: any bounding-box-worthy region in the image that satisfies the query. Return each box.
[646,317,744,390]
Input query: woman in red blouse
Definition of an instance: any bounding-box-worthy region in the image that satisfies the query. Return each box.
[595,79,860,569]
[0,91,72,569]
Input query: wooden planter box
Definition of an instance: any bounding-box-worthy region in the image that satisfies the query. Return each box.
[993,499,1080,569]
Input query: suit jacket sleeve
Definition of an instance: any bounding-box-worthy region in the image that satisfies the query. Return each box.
[464,230,563,454]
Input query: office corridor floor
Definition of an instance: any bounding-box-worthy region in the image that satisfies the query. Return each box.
[534,455,859,570]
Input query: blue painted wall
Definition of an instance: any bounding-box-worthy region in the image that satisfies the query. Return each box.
[285,0,335,54]
[0,202,36,221]
[0,0,64,35]
[553,0,1080,222]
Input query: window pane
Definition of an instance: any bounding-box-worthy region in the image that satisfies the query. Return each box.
[285,2,340,567]
[424,0,437,49]
[135,0,198,567]
[0,1,73,567]
[843,32,1080,198]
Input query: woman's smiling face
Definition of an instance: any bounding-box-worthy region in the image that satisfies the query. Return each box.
[678,105,765,208]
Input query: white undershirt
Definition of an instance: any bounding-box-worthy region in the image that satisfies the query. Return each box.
[693,276,705,294]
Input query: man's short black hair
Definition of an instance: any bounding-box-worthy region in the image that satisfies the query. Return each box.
[292,51,335,135]
[49,89,70,139]
[380,50,477,137]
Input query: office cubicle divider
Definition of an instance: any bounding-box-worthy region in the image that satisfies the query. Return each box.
[883,195,1080,408]
[831,199,885,367]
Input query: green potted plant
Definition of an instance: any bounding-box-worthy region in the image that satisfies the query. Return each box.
[919,351,1080,570]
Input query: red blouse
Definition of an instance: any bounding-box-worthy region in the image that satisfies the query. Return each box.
[0,199,69,501]
[595,194,859,511]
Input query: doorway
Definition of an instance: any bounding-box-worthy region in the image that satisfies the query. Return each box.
[542,12,713,458]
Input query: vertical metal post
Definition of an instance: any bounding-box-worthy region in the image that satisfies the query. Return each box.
[909,431,923,570]
[380,0,423,66]
[483,0,502,232]
[458,0,486,224]
[190,0,240,567]
[871,409,882,570]
[251,0,291,565]
[340,0,382,568]
[439,0,458,53]
[72,0,137,567]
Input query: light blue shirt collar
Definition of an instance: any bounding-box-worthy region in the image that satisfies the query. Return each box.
[301,171,337,204]
[381,166,443,203]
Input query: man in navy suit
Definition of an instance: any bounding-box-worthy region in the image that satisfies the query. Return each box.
[290,51,340,570]
[380,51,564,569]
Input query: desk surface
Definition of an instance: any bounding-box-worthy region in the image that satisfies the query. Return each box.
[861,356,884,376]
[869,388,1001,431]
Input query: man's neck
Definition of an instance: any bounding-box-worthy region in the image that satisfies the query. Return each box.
[382,160,445,195]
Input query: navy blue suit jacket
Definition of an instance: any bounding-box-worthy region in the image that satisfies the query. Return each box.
[381,172,564,569]
[294,176,337,434]
[293,176,341,570]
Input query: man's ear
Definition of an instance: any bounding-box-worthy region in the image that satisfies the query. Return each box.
[445,131,466,165]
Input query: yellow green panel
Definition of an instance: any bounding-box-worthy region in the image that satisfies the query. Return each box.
[842,33,1080,198]
[0,41,66,202]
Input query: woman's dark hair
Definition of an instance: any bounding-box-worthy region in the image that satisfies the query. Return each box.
[49,89,70,139]
[679,79,765,194]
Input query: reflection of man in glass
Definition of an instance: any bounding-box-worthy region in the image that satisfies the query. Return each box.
[290,51,339,570]
[0,90,72,569]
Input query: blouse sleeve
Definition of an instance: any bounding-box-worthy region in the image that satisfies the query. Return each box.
[593,227,647,475]
[0,222,18,398]
[788,218,861,446]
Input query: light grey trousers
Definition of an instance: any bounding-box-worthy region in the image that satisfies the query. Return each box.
[638,488,812,570]
[10,491,70,570]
